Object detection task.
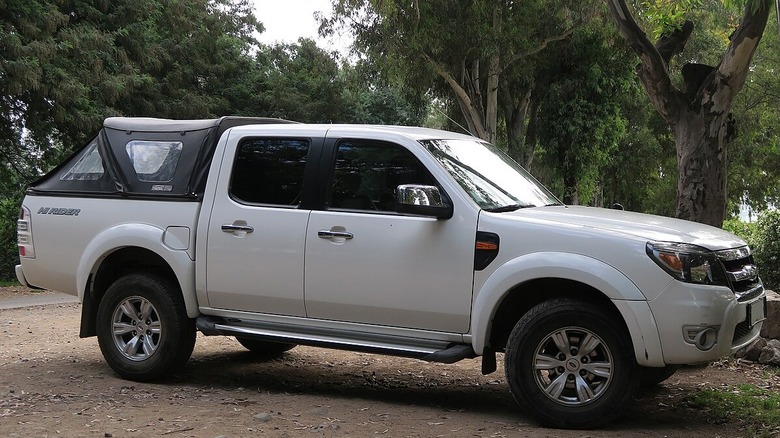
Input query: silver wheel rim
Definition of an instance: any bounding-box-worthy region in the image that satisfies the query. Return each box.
[532,326,613,406]
[111,296,162,362]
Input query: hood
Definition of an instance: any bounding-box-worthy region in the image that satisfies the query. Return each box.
[506,205,746,251]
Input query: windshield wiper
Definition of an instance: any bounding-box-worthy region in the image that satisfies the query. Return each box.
[484,204,529,213]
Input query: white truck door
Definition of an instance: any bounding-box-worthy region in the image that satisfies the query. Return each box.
[304,138,477,333]
[205,133,321,316]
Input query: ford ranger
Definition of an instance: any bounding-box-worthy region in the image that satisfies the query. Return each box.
[15,116,766,428]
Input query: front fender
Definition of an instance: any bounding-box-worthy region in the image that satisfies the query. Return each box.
[76,223,199,318]
[471,252,665,366]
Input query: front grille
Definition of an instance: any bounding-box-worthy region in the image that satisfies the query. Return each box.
[715,246,764,302]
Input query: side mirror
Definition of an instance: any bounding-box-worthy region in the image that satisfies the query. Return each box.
[395,184,453,219]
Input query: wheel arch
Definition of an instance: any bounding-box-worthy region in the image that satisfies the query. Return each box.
[471,252,664,367]
[78,224,197,338]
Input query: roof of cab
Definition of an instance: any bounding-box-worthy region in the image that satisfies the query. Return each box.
[224,123,480,142]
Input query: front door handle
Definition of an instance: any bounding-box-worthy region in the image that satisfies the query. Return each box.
[222,224,254,233]
[318,230,353,240]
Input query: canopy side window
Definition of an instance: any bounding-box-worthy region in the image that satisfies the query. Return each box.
[125,140,184,183]
[60,139,104,181]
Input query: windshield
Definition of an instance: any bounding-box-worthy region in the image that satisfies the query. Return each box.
[421,139,560,211]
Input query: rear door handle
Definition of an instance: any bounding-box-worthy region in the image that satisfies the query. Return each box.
[222,224,254,233]
[318,230,353,240]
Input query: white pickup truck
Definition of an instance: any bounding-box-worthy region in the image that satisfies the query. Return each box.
[16,117,766,428]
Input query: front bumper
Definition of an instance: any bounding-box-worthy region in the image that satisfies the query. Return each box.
[649,281,766,364]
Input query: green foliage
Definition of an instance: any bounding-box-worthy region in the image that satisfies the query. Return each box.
[601,107,678,215]
[535,26,633,204]
[685,383,780,435]
[342,86,427,125]
[1,0,264,155]
[721,213,780,292]
[256,38,346,123]
[729,22,780,213]
[722,218,757,243]
[0,194,23,281]
[752,209,780,290]
[252,39,427,125]
[340,61,429,126]
[640,0,704,38]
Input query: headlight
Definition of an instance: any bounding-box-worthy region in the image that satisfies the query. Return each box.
[646,242,728,286]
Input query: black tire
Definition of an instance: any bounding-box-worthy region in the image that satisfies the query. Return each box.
[504,298,639,429]
[235,337,296,356]
[638,365,680,387]
[96,273,196,382]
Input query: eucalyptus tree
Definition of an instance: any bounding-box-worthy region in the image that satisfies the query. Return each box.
[324,0,593,148]
[607,0,776,226]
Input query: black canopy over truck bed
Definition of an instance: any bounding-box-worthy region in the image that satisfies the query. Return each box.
[29,117,294,199]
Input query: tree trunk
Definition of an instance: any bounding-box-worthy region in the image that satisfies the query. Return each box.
[674,111,728,226]
[563,173,578,205]
[522,94,543,169]
[485,53,500,144]
[423,53,488,140]
[484,4,501,144]
[504,89,530,166]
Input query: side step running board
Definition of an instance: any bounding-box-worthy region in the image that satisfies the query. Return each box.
[422,344,477,364]
[195,316,476,364]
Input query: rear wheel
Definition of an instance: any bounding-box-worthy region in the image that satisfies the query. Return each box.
[96,273,195,381]
[235,337,296,356]
[504,298,639,429]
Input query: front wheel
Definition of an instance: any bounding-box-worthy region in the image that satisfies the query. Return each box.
[96,273,196,381]
[504,298,639,429]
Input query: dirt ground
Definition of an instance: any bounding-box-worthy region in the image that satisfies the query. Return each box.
[1,287,778,438]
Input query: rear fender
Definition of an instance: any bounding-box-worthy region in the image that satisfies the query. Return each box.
[76,223,198,317]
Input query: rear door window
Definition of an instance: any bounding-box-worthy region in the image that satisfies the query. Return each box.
[229,138,310,206]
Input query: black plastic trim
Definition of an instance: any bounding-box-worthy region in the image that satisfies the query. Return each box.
[474,231,500,271]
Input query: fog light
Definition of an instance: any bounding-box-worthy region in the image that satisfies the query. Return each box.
[683,325,719,351]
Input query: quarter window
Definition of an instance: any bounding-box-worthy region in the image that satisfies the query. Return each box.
[230,138,309,206]
[329,141,435,211]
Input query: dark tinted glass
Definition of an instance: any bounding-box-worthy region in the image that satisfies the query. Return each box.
[330,141,434,211]
[230,138,309,205]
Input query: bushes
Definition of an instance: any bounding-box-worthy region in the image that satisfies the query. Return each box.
[0,194,23,282]
[752,210,780,291]
[725,211,780,291]
[722,218,756,244]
